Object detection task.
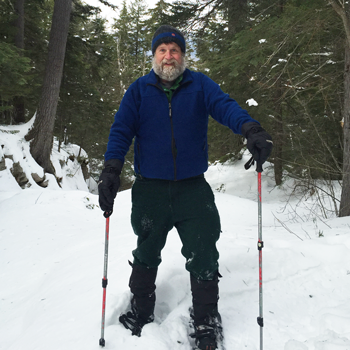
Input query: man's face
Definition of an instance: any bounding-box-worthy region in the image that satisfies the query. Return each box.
[152,42,186,81]
[154,42,183,66]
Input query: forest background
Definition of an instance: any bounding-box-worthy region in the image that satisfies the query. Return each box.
[1,0,350,217]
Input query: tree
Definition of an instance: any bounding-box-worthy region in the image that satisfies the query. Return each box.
[0,0,54,124]
[146,0,174,31]
[329,0,350,216]
[113,0,150,96]
[211,0,343,184]
[0,42,31,117]
[25,0,73,175]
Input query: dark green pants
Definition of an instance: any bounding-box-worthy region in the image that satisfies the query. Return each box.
[131,175,221,280]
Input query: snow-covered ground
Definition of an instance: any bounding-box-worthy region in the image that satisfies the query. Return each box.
[1,120,350,350]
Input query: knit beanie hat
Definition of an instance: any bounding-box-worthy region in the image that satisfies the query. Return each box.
[152,25,186,55]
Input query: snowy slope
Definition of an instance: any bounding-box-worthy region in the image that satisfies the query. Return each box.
[1,121,350,350]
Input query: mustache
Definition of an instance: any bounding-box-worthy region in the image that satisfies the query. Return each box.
[161,58,178,65]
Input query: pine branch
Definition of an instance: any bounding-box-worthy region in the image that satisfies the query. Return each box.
[98,0,118,11]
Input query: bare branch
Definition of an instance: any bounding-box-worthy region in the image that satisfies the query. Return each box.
[273,214,304,241]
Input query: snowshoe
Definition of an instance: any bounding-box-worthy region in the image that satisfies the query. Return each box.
[190,324,217,350]
[119,310,153,337]
[189,317,223,350]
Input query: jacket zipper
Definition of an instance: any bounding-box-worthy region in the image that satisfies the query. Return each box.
[149,80,192,181]
[168,101,177,180]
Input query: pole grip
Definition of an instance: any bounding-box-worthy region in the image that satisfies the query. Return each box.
[256,162,263,173]
[244,156,263,173]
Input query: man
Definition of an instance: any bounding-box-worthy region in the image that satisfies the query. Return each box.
[98,25,273,350]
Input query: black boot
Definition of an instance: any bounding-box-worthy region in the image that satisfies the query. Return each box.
[119,263,157,336]
[190,273,222,350]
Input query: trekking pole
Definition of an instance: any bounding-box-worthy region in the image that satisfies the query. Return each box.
[244,156,264,350]
[256,161,264,350]
[99,215,110,347]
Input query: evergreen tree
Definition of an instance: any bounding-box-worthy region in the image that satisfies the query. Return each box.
[146,0,174,32]
[231,1,343,183]
[129,0,150,76]
[196,0,343,184]
[0,0,53,124]
[113,0,150,95]
[0,42,31,118]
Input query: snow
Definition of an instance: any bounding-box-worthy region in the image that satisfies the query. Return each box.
[246,98,258,107]
[1,121,350,350]
[0,117,96,193]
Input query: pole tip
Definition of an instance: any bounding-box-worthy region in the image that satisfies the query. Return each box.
[99,338,105,347]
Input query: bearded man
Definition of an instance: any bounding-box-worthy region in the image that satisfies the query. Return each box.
[98,25,273,350]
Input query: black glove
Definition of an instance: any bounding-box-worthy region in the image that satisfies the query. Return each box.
[242,122,273,166]
[98,159,123,217]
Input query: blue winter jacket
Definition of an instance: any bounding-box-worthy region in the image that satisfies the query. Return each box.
[105,68,259,180]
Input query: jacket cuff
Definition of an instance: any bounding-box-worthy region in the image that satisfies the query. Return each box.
[104,159,123,175]
[241,122,263,138]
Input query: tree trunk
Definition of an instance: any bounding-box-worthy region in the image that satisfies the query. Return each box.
[13,0,25,124]
[329,0,350,216]
[339,41,350,216]
[14,0,24,50]
[273,85,283,186]
[13,97,25,124]
[272,0,285,186]
[25,0,72,174]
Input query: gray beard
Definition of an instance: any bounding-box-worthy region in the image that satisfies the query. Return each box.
[152,56,186,81]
